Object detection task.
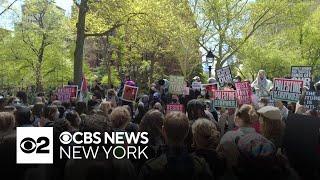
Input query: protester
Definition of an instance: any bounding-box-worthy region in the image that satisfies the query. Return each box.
[191,118,226,179]
[139,112,212,180]
[275,100,289,121]
[257,106,285,149]
[110,106,131,131]
[0,112,15,137]
[251,70,273,97]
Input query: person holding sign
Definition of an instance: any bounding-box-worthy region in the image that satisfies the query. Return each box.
[251,70,273,97]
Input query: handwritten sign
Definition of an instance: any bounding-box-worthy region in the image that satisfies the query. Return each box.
[216,66,233,87]
[169,76,185,95]
[213,90,237,108]
[235,81,253,105]
[272,78,303,102]
[122,85,138,102]
[291,66,312,88]
[166,104,184,114]
[304,91,320,112]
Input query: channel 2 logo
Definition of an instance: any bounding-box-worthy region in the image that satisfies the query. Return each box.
[16,127,53,164]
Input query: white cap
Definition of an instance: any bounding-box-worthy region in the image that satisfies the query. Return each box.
[257,106,282,120]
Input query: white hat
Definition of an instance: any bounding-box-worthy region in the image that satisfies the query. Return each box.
[257,106,282,120]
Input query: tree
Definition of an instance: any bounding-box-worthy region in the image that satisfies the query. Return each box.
[0,0,72,91]
[0,0,18,16]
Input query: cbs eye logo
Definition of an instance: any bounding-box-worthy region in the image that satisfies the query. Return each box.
[20,137,50,154]
[17,127,53,164]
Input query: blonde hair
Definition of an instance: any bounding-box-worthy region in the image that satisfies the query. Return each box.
[100,101,113,117]
[192,118,220,150]
[110,106,131,129]
[0,112,15,133]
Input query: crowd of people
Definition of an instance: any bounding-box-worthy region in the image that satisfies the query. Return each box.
[0,71,319,180]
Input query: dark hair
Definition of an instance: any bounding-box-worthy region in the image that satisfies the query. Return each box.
[139,110,164,145]
[80,114,110,133]
[186,99,206,121]
[14,106,31,126]
[42,105,58,121]
[16,91,27,105]
[65,110,80,129]
[32,103,44,117]
[76,101,87,115]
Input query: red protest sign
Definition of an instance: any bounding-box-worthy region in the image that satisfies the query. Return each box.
[213,90,237,108]
[122,85,138,102]
[166,104,184,114]
[235,81,253,105]
[63,85,78,98]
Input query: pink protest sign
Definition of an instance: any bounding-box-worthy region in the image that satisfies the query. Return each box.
[235,81,253,105]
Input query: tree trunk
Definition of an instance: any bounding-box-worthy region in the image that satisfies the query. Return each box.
[35,63,43,92]
[74,0,87,87]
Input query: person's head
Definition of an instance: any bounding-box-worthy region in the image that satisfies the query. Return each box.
[235,105,258,127]
[275,100,284,109]
[100,101,113,117]
[65,110,81,130]
[31,103,44,117]
[14,106,31,126]
[314,81,320,91]
[110,106,131,129]
[163,112,189,146]
[0,112,15,135]
[35,96,44,104]
[257,106,284,141]
[258,98,269,108]
[192,118,219,150]
[76,101,87,115]
[16,91,27,105]
[50,93,58,102]
[139,110,164,145]
[186,99,206,121]
[42,105,59,121]
[234,76,242,83]
[153,102,163,112]
[0,96,6,110]
[258,70,266,79]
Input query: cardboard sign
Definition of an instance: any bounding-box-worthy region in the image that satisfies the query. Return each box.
[216,66,233,87]
[169,76,185,95]
[304,91,320,112]
[272,78,303,102]
[235,81,253,105]
[166,104,184,114]
[192,81,202,90]
[122,85,138,102]
[213,90,237,108]
[291,66,312,88]
[63,85,78,98]
[202,83,218,98]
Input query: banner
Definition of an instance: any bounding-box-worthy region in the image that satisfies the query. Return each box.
[192,81,202,90]
[122,85,138,102]
[272,78,303,102]
[169,76,185,95]
[291,66,312,88]
[202,83,218,98]
[213,90,237,108]
[166,104,184,114]
[57,85,78,102]
[304,91,320,112]
[235,81,253,105]
[216,66,233,87]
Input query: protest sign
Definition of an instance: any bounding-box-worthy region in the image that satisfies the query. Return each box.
[63,85,78,98]
[213,90,237,108]
[166,104,184,114]
[202,83,218,98]
[215,66,233,87]
[272,78,303,102]
[57,85,78,102]
[192,81,202,90]
[235,81,253,105]
[122,85,138,102]
[304,91,320,112]
[291,66,312,88]
[169,75,185,95]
